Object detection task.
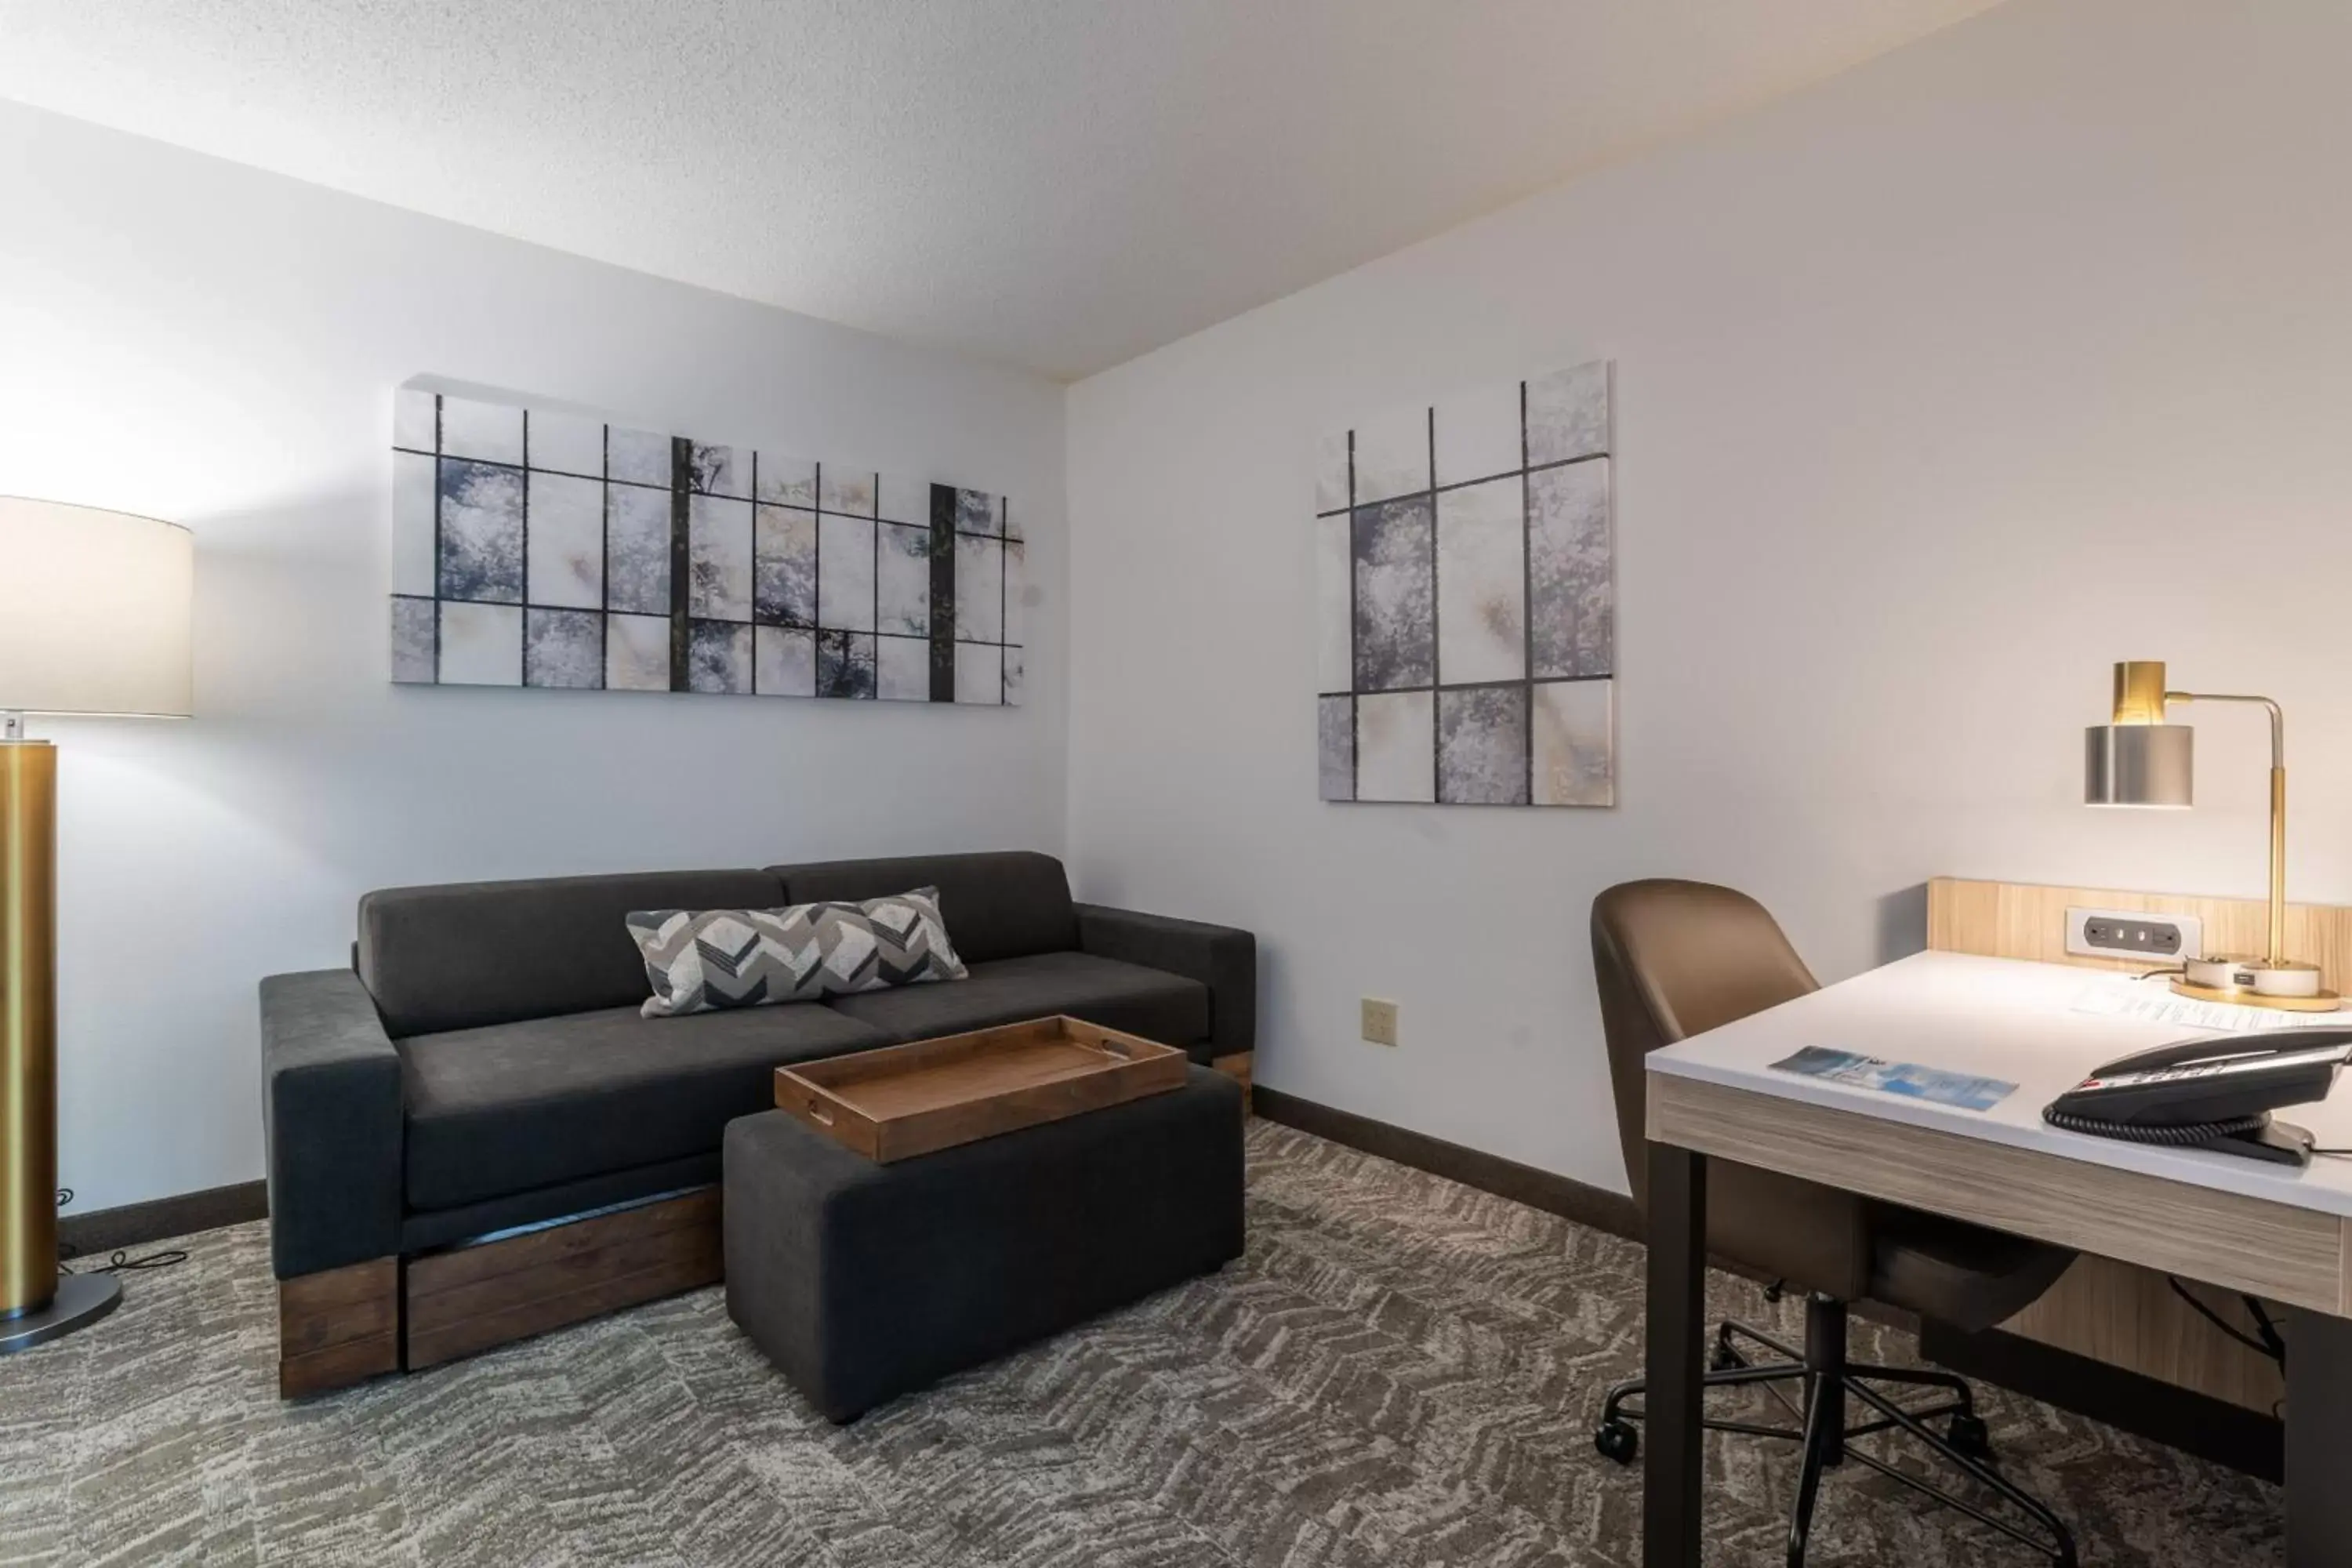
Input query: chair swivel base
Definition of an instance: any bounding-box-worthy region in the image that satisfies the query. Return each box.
[0,1273,122,1356]
[1595,1301,2076,1568]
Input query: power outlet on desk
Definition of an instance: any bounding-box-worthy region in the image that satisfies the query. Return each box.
[2065,906,2202,963]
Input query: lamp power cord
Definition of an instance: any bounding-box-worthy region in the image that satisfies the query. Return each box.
[54,1187,188,1278]
[2163,1276,2286,1370]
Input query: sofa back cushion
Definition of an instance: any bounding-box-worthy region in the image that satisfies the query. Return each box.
[360,868,787,1037]
[770,851,1076,965]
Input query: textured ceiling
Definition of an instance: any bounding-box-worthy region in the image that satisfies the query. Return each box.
[0,0,2004,379]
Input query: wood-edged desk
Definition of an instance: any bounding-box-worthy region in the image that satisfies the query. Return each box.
[1640,949,2352,1567]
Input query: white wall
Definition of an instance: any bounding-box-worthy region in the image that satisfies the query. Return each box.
[1065,0,2352,1190]
[0,101,1069,1214]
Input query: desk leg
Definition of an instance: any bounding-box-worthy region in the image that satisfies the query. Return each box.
[1644,1141,1706,1568]
[2287,1306,2352,1568]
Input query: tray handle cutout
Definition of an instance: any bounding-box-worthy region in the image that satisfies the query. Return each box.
[804,1097,834,1127]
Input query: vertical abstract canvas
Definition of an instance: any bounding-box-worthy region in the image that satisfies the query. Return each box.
[392,387,1023,705]
[1316,361,1613,806]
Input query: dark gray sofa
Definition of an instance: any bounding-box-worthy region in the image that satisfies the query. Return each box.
[258,850,1254,1392]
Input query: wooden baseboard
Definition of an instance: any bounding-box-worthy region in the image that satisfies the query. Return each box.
[1251,1085,1642,1240]
[62,1179,267,1258]
[405,1189,721,1370]
[278,1257,399,1399]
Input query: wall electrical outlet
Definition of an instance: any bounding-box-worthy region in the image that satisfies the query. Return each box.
[2064,906,2202,963]
[1360,997,1399,1047]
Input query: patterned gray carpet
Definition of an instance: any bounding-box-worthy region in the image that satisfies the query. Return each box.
[0,1122,2281,1566]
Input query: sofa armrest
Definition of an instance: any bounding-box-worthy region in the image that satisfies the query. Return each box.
[261,969,405,1279]
[1073,904,1256,1058]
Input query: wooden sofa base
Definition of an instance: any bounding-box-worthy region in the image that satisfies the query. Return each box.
[278,1257,401,1398]
[408,1189,722,1368]
[1212,1050,1254,1114]
[276,1189,723,1398]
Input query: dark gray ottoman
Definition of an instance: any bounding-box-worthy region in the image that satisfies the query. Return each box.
[724,1065,1245,1421]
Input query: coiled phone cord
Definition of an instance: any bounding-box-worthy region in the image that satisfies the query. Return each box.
[2038,1107,2269,1145]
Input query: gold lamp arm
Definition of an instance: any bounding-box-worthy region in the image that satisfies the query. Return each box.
[2165,690,2287,965]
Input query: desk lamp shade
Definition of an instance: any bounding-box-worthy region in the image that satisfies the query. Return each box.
[2084,658,2191,808]
[0,497,193,1354]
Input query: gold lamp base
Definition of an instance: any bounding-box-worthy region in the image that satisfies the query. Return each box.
[0,1270,118,1356]
[2170,960,2343,1013]
[2169,981,2342,1013]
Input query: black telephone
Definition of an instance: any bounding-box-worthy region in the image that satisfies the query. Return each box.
[2042,1028,2352,1167]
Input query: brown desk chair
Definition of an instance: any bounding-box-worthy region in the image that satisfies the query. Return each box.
[1591,879,2078,1567]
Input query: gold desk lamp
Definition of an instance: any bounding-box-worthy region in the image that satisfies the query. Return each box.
[0,498,194,1355]
[2084,659,2336,1011]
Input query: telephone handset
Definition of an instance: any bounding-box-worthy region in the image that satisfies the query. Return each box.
[2041,1028,2352,1167]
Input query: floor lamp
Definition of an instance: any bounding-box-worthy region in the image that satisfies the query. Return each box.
[0,497,193,1354]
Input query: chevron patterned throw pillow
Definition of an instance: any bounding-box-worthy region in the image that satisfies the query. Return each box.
[626,887,969,1018]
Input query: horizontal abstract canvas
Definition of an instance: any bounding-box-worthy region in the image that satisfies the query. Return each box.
[392,386,1023,705]
[1316,361,1613,806]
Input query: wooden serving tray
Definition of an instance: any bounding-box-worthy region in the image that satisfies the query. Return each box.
[774,1015,1189,1163]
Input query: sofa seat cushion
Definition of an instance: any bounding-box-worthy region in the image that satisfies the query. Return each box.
[399,1003,892,1211]
[821,950,1212,1058]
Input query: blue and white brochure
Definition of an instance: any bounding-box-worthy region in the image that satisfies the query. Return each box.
[1768,1046,2016,1112]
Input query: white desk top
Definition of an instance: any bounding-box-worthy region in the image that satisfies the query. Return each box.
[1647,950,2352,1218]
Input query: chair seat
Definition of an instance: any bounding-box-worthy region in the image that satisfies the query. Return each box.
[1867,1204,2076,1333]
[399,1002,891,1210]
[822,951,1213,1058]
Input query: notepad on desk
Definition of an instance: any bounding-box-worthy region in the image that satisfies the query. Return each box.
[2070,975,2352,1033]
[1768,1046,2017,1112]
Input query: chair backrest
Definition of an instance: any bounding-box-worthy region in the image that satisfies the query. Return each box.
[1590,879,1819,1210]
[1592,880,2068,1312]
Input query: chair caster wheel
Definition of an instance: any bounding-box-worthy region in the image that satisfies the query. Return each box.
[1595,1419,1639,1465]
[1708,1338,1744,1373]
[1947,1412,1993,1461]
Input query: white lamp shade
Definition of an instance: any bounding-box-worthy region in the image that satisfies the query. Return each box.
[0,497,194,717]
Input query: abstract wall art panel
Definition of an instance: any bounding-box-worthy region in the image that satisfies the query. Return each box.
[1316,360,1613,805]
[391,385,1023,706]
